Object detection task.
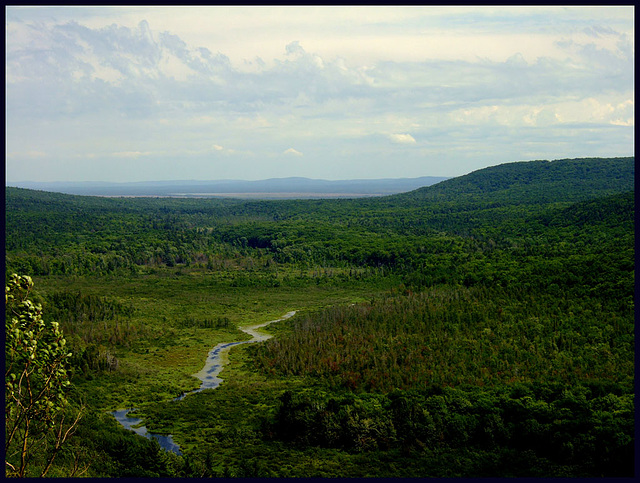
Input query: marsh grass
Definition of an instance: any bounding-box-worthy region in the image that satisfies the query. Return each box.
[33,266,385,413]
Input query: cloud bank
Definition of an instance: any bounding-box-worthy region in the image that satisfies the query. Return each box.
[5,6,634,182]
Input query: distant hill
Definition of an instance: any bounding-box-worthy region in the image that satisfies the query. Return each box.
[7,176,449,199]
[345,157,635,237]
[396,157,634,206]
[5,156,635,272]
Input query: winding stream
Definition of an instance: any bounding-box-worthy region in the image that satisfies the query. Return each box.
[110,311,296,455]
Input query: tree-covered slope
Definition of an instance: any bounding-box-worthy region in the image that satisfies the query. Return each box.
[395,156,634,204]
[5,157,635,278]
[361,156,635,237]
[4,156,634,477]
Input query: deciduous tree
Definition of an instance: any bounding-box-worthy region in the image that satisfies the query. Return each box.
[5,274,83,477]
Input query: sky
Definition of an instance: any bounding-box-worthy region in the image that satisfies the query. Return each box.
[5,6,635,182]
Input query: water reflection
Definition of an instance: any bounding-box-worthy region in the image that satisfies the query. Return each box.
[111,408,182,455]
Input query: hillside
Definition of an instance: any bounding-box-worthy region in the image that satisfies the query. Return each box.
[4,156,635,478]
[6,156,635,276]
[397,157,634,204]
[6,156,633,218]
[365,156,636,237]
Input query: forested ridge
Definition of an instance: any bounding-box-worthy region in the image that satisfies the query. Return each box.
[4,156,635,477]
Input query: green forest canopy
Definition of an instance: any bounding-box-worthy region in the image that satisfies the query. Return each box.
[3,156,635,477]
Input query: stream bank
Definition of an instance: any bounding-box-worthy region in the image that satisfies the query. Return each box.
[110,311,297,454]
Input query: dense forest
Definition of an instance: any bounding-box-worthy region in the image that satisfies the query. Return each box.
[4,157,635,477]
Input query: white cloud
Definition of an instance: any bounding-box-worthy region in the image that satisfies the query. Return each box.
[6,150,48,159]
[112,151,153,158]
[449,93,635,128]
[388,133,416,144]
[207,144,250,156]
[4,6,634,182]
[284,148,303,156]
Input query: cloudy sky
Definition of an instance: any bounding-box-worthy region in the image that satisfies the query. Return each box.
[5,6,634,182]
